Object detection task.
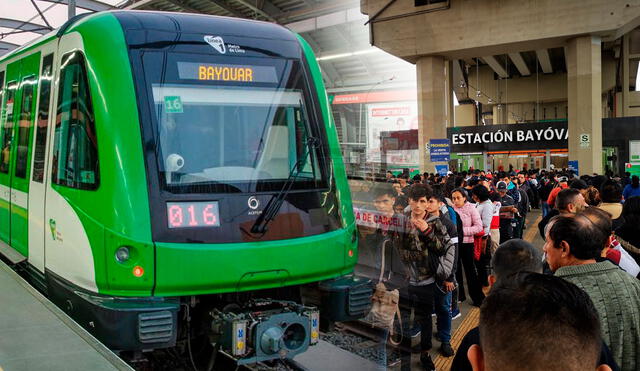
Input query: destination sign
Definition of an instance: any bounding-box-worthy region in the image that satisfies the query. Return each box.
[177,62,279,84]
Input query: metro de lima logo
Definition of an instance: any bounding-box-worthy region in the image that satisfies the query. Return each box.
[204,35,226,54]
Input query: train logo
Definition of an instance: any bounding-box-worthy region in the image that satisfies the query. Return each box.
[204,35,226,54]
[49,219,56,240]
[247,196,260,210]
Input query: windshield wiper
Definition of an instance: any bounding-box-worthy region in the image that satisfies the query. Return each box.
[251,137,321,234]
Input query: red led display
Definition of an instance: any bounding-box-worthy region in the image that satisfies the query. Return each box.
[167,201,220,228]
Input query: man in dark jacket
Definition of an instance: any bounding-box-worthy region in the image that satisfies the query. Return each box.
[497,181,517,243]
[514,180,529,239]
[537,188,586,239]
[398,183,456,368]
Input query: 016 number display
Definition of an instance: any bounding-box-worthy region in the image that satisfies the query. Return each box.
[167,201,220,228]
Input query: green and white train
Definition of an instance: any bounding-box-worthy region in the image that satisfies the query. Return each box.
[0,10,370,364]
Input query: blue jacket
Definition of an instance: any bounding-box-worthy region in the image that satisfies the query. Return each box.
[623,184,640,201]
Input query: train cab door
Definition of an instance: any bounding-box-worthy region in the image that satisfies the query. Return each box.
[0,53,40,262]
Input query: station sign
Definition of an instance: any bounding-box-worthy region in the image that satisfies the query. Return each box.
[447,121,568,152]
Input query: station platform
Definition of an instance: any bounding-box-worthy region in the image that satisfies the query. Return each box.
[0,261,132,371]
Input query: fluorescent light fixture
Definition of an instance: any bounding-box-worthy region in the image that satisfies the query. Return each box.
[316,48,381,61]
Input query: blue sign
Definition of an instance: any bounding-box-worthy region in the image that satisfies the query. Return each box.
[435,164,449,176]
[568,160,579,175]
[430,139,450,162]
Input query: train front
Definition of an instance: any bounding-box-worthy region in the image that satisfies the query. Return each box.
[114,11,363,363]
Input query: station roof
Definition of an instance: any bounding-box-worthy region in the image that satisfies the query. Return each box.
[1,0,415,92]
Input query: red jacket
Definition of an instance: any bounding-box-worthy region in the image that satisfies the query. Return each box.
[547,183,568,208]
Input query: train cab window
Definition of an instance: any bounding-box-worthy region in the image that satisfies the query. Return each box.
[32,54,53,183]
[15,77,36,179]
[51,51,99,190]
[0,82,17,174]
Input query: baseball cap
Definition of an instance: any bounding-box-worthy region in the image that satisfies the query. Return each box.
[558,176,569,183]
[496,181,508,191]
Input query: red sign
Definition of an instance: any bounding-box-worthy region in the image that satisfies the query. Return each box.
[332,90,417,105]
[371,106,411,117]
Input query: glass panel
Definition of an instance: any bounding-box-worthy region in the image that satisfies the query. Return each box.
[51,52,99,190]
[151,85,320,188]
[15,78,35,178]
[0,83,16,174]
[32,54,53,183]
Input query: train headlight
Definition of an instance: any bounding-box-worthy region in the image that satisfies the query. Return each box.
[115,246,130,263]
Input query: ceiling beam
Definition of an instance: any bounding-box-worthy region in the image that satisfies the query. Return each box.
[0,18,51,35]
[209,0,243,17]
[482,55,509,78]
[536,49,553,74]
[125,0,161,9]
[40,0,112,11]
[286,7,366,33]
[233,0,278,22]
[508,52,531,76]
[0,41,19,51]
[163,0,202,13]
[276,0,352,24]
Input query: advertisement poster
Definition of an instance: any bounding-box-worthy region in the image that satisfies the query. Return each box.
[367,101,418,163]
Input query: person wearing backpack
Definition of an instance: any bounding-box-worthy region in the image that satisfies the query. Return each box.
[397,183,457,369]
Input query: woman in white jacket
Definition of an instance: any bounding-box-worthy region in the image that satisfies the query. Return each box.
[471,184,493,287]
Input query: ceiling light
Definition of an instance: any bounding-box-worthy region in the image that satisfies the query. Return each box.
[316,48,381,61]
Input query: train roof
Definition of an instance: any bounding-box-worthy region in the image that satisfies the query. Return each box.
[112,11,296,42]
[0,10,298,64]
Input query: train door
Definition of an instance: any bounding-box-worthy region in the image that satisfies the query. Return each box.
[28,51,54,273]
[0,67,12,250]
[0,53,40,260]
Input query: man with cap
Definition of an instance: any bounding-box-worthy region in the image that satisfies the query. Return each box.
[547,175,569,209]
[496,181,517,243]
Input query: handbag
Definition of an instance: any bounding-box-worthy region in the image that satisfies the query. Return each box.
[473,232,488,261]
[366,240,403,345]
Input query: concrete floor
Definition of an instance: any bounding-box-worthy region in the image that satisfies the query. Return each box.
[0,262,131,371]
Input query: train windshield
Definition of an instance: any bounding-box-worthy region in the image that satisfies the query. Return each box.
[139,52,329,194]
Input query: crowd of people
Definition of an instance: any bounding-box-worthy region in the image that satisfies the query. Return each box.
[353,168,640,370]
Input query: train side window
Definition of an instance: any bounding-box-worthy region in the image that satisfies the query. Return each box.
[32,54,53,183]
[51,51,99,190]
[15,76,36,179]
[0,81,17,174]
